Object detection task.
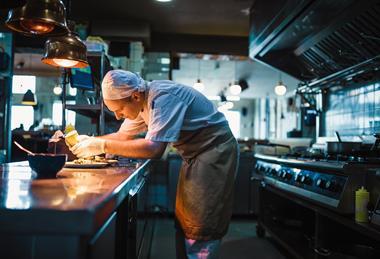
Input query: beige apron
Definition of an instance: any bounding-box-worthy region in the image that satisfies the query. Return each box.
[173,124,239,240]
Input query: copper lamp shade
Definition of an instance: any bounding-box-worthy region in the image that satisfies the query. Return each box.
[5,0,68,36]
[41,32,89,68]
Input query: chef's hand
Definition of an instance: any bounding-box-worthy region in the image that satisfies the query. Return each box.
[49,130,64,142]
[77,134,91,142]
[70,137,106,158]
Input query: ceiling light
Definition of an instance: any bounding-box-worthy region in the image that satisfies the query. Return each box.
[155,0,172,2]
[229,82,241,95]
[160,57,170,64]
[193,79,204,92]
[226,96,240,101]
[69,87,76,96]
[225,101,234,109]
[22,89,37,105]
[274,81,287,96]
[217,101,234,112]
[206,96,221,101]
[41,31,89,68]
[193,59,204,92]
[53,85,62,95]
[5,0,69,36]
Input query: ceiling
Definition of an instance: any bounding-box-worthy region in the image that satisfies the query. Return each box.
[70,0,251,37]
[172,58,300,98]
[2,0,300,98]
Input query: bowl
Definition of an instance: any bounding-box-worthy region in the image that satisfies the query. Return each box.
[27,153,67,178]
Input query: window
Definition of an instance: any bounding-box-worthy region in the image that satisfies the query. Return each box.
[222,110,240,138]
[11,106,34,130]
[12,75,36,94]
[52,101,76,126]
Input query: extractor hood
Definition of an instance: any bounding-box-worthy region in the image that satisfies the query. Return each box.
[249,0,380,84]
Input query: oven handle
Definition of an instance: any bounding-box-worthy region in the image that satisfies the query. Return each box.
[129,177,146,197]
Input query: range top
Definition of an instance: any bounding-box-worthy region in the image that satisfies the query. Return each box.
[254,153,377,214]
[255,153,380,172]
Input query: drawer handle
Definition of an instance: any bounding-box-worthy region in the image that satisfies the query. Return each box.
[129,178,145,197]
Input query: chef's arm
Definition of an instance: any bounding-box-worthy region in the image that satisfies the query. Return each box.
[104,138,167,159]
[98,130,135,141]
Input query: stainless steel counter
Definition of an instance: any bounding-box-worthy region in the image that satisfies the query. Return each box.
[0,159,151,259]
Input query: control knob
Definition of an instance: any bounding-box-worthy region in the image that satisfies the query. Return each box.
[316,178,325,188]
[301,175,312,185]
[285,172,293,180]
[325,180,336,191]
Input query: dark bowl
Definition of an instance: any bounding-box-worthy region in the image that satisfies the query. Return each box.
[27,153,67,178]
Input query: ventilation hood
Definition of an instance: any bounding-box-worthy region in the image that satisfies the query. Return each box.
[249,0,380,85]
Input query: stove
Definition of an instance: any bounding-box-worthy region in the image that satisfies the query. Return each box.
[255,154,378,214]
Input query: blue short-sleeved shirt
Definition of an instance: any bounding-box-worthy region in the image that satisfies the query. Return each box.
[119,80,227,142]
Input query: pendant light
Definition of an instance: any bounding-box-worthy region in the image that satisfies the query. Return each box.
[22,89,37,105]
[41,0,88,68]
[5,0,69,36]
[41,31,89,68]
[229,61,241,95]
[274,73,287,96]
[193,59,204,92]
[53,83,62,95]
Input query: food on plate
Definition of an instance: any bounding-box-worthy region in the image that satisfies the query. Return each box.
[72,156,115,164]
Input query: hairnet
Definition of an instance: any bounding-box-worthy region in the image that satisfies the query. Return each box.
[101,70,146,100]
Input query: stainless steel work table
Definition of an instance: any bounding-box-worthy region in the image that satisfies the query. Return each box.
[0,159,151,259]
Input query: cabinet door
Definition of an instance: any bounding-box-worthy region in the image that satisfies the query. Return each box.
[88,212,116,259]
[233,155,254,215]
[168,156,182,213]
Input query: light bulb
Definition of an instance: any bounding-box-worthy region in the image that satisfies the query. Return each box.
[69,87,77,96]
[229,83,241,95]
[52,59,79,68]
[53,86,63,95]
[225,101,234,109]
[20,20,54,34]
[193,79,205,92]
[274,82,287,96]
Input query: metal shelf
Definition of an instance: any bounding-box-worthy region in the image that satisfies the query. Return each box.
[66,104,114,122]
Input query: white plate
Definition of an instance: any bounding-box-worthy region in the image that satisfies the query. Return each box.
[65,161,109,168]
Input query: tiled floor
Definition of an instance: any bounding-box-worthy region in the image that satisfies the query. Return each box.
[150,217,287,259]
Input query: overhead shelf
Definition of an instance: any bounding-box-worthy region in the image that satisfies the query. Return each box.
[66,104,115,122]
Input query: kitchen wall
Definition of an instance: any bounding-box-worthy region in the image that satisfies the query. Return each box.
[324,81,380,137]
[253,97,299,139]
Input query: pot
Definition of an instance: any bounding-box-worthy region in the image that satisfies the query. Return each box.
[326,141,362,154]
[326,131,362,154]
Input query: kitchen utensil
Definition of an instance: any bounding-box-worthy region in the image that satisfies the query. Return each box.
[13,141,34,155]
[27,153,67,178]
[64,130,79,147]
[326,141,362,154]
[370,133,380,151]
[335,131,342,142]
[326,131,362,154]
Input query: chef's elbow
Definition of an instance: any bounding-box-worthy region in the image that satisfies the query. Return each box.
[149,141,167,159]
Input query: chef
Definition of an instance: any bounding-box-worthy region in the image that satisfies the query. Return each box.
[71,70,239,258]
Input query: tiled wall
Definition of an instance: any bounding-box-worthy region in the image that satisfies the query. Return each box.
[324,81,380,137]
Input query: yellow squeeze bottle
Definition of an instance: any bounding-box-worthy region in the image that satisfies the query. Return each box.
[64,124,79,148]
[355,186,369,223]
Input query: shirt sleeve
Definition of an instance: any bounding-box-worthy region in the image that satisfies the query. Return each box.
[145,93,188,142]
[118,114,147,136]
